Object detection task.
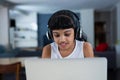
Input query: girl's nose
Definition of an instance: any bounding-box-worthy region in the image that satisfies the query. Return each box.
[59,35,65,42]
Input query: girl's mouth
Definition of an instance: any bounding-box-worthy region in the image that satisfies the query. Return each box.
[59,42,68,48]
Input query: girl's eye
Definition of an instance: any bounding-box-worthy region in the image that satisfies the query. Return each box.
[54,34,60,37]
[64,33,70,37]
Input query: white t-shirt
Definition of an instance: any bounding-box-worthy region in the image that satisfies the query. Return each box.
[50,40,84,59]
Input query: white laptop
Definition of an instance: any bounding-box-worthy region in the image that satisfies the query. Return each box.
[24,58,107,80]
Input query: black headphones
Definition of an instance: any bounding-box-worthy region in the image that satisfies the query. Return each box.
[46,10,83,40]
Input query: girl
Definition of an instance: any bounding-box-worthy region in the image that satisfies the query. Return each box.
[42,10,94,58]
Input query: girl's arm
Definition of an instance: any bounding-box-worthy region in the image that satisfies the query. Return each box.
[83,42,94,57]
[42,44,51,58]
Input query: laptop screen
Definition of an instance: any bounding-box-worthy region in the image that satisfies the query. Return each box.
[25,58,107,80]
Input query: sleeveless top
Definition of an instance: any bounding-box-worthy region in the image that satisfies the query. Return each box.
[50,40,84,59]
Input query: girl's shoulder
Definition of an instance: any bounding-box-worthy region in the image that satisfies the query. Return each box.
[83,42,92,47]
[42,44,51,58]
[43,44,51,50]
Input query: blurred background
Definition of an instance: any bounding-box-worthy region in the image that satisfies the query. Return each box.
[0,0,120,80]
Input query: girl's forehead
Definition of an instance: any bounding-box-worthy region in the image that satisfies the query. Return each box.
[53,28,73,32]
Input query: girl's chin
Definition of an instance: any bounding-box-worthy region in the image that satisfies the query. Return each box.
[59,46,68,50]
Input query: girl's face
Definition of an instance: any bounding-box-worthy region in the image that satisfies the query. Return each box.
[52,28,75,51]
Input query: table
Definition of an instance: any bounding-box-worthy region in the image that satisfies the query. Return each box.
[0,57,39,67]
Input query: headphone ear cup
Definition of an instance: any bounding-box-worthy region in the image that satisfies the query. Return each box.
[76,26,83,40]
[79,27,82,39]
[46,29,53,40]
[76,26,80,39]
[46,31,50,40]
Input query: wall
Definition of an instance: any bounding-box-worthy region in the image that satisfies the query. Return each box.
[79,9,94,47]
[37,14,51,47]
[116,2,120,68]
[117,2,120,42]
[111,8,117,46]
[0,5,9,48]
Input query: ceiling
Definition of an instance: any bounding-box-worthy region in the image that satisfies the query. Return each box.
[0,0,120,17]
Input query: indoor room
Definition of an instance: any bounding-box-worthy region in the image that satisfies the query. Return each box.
[0,0,120,80]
